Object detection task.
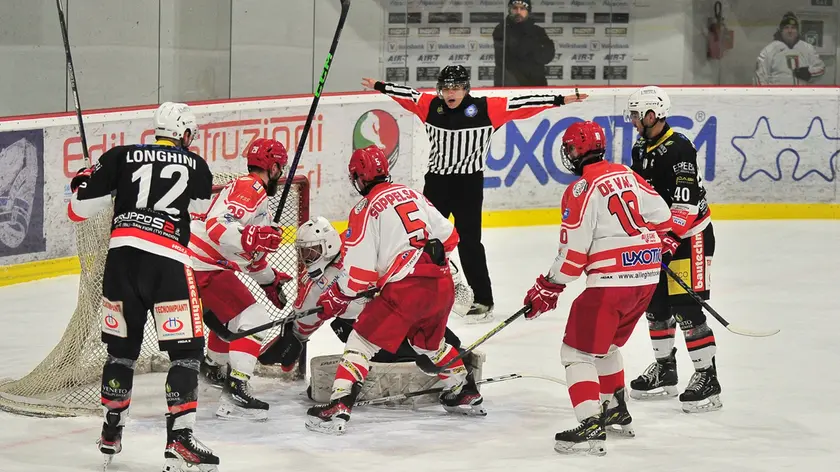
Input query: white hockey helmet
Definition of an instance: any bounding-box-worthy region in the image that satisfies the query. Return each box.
[154,102,198,143]
[296,216,342,278]
[624,86,671,123]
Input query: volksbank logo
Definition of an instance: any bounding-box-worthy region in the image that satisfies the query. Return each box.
[388,42,424,52]
[557,42,588,49]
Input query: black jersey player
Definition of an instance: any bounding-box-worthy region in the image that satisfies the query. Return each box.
[68,102,219,471]
[624,86,722,413]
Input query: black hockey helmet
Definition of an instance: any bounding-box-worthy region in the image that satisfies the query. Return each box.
[437,65,471,96]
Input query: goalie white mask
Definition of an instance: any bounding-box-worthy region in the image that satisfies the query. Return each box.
[296,216,342,279]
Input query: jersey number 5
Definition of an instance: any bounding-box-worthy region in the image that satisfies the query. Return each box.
[395,201,427,249]
[607,190,650,236]
[132,164,188,215]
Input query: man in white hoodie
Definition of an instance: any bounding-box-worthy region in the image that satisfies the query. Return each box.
[754,11,825,85]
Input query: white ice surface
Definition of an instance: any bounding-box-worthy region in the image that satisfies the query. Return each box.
[0,221,838,471]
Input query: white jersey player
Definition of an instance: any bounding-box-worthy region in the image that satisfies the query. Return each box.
[257,216,470,375]
[306,145,484,435]
[256,216,364,369]
[521,121,671,455]
[754,12,825,85]
[189,138,292,421]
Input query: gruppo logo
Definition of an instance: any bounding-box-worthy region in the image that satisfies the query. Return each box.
[485,112,717,188]
[353,110,400,168]
[731,116,838,182]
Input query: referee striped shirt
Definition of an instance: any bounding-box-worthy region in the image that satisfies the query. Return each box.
[375,81,563,175]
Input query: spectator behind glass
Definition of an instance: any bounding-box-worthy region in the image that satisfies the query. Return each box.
[493,0,555,87]
[754,11,825,85]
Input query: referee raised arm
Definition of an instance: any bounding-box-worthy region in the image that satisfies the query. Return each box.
[362,65,587,322]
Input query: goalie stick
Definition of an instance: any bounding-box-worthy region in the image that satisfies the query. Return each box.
[416,305,532,375]
[353,372,567,407]
[56,0,90,166]
[661,263,780,337]
[272,0,351,225]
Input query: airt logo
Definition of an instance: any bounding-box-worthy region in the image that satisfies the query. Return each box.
[479,54,494,61]
[448,54,471,62]
[571,53,595,61]
[604,53,627,61]
[418,54,440,62]
[387,55,408,63]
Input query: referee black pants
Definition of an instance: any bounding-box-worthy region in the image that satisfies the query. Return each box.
[423,171,493,306]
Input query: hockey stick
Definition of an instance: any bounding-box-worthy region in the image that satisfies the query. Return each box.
[272,0,351,225]
[56,0,90,166]
[661,263,780,337]
[354,372,567,407]
[219,287,377,342]
[221,306,324,343]
[416,306,532,375]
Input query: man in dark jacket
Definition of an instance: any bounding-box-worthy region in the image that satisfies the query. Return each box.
[493,0,555,87]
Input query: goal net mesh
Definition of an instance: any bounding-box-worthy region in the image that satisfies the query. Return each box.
[0,174,309,418]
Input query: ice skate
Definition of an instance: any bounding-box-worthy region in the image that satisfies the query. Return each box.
[305,383,361,435]
[199,357,227,389]
[603,387,635,437]
[554,413,607,456]
[629,347,679,400]
[97,420,123,471]
[440,372,487,416]
[463,303,494,324]
[215,369,269,421]
[680,359,723,413]
[162,414,219,472]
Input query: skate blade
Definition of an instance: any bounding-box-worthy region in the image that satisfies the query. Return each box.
[681,394,723,413]
[443,404,488,417]
[553,439,606,456]
[305,417,347,435]
[215,402,269,422]
[162,456,219,472]
[102,454,114,472]
[629,385,678,400]
[605,424,635,438]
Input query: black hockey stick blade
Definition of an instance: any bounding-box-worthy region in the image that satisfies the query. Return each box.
[661,263,779,337]
[56,0,90,166]
[353,372,566,407]
[272,0,351,224]
[416,305,531,375]
[223,287,376,342]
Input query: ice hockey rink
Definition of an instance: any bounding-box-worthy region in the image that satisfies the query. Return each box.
[0,221,837,471]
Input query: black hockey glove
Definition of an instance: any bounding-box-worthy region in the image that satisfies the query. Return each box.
[70,167,94,193]
[793,67,812,81]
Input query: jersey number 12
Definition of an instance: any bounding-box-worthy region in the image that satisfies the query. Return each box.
[132,163,188,215]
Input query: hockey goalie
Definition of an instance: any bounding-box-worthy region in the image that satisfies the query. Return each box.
[189,138,292,421]
[256,216,483,405]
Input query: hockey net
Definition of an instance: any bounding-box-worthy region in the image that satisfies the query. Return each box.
[0,174,309,418]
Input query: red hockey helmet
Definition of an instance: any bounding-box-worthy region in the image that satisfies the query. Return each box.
[349,145,390,195]
[560,121,606,176]
[245,138,288,173]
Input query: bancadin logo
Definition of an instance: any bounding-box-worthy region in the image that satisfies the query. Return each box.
[353,110,400,168]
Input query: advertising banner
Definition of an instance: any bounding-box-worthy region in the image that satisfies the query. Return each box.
[382,0,633,87]
[1,86,838,266]
[0,129,45,264]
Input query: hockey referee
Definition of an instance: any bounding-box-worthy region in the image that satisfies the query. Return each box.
[361,65,587,322]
